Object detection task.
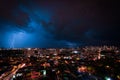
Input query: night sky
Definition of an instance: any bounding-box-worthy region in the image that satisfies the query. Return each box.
[0,0,120,48]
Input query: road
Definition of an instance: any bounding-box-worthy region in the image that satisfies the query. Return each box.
[0,63,25,80]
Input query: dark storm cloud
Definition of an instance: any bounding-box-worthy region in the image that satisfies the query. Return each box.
[0,0,120,48]
[43,0,120,42]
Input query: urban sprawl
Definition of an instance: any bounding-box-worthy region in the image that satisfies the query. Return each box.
[0,46,120,80]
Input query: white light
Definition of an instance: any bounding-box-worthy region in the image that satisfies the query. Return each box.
[21,63,26,68]
[107,78,111,80]
[13,75,16,78]
[72,51,78,53]
[105,77,111,80]
[28,48,31,50]
[16,73,22,76]
[42,70,46,76]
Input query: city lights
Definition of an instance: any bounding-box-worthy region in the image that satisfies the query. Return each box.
[0,46,120,79]
[105,77,112,80]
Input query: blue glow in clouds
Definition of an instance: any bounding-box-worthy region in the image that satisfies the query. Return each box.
[9,31,29,48]
[10,31,25,48]
[1,3,81,48]
[3,22,52,48]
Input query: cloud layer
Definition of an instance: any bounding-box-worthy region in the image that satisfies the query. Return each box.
[0,0,120,48]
